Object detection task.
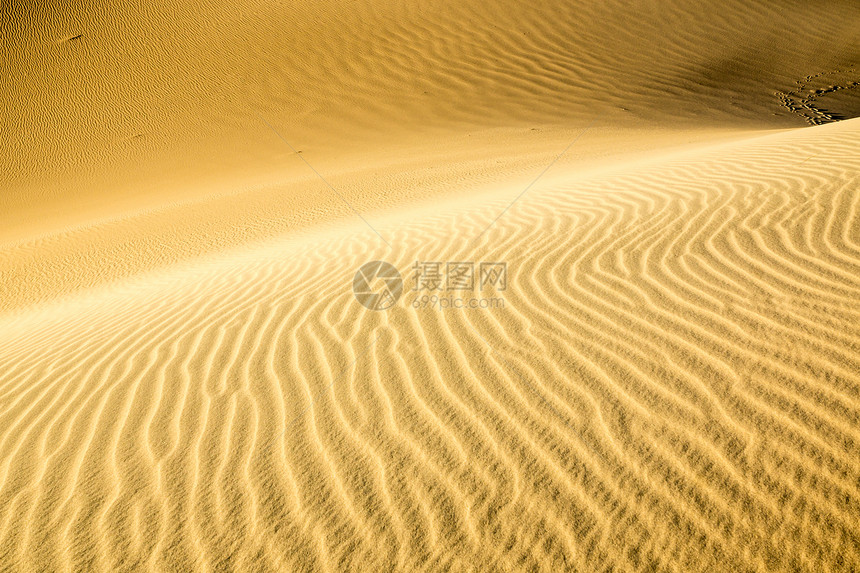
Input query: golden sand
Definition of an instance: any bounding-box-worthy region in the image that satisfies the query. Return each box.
[2,0,859,570]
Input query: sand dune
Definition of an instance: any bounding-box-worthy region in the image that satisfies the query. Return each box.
[5,0,859,240]
[1,119,859,571]
[3,0,860,571]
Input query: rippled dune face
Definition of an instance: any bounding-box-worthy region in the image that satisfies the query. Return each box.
[2,1,860,571]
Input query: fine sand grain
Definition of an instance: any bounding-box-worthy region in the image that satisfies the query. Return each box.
[2,0,859,571]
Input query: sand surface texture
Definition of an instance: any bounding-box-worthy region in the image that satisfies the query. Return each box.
[2,0,860,571]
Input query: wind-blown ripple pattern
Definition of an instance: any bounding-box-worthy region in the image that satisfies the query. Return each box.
[0,122,859,571]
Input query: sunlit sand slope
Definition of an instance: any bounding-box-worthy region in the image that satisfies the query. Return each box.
[0,120,858,571]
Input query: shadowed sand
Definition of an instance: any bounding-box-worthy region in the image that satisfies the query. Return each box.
[2,0,860,571]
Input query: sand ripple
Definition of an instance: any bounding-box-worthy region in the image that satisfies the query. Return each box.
[0,121,858,571]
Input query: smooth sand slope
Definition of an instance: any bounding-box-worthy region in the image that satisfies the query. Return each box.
[2,0,860,571]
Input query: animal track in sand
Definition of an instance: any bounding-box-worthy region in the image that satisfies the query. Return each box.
[777,70,860,125]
